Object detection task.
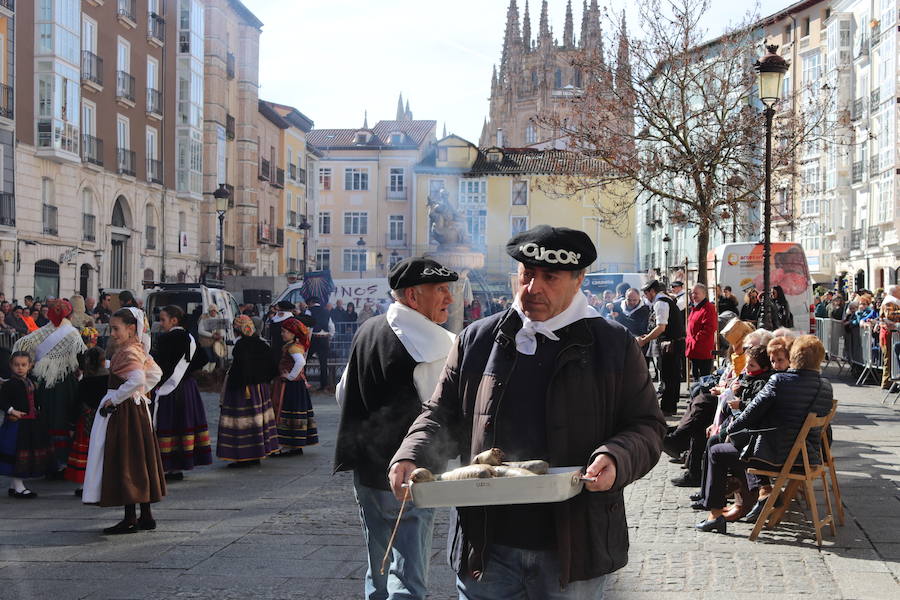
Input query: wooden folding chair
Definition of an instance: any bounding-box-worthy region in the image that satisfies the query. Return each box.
[819,412,844,526]
[746,399,838,547]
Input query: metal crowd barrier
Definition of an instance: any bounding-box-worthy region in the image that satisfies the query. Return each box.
[303,320,360,387]
[814,317,883,385]
[816,318,847,374]
[883,331,900,406]
[852,324,881,386]
[0,330,18,351]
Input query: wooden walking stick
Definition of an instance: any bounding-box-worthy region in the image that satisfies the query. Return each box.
[380,486,411,575]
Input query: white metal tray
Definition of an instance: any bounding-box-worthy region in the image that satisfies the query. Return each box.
[408,466,584,508]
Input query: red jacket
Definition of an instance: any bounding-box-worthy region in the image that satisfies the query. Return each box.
[686,299,717,359]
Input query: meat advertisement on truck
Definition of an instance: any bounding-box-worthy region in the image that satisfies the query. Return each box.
[708,243,813,332]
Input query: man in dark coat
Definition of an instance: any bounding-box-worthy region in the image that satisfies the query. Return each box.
[335,257,458,600]
[389,226,665,598]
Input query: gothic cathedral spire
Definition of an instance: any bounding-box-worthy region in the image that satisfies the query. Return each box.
[538,0,551,48]
[499,0,521,83]
[522,0,532,52]
[615,11,631,93]
[563,0,574,48]
[396,93,404,121]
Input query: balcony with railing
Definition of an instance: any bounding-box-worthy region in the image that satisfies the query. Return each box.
[871,88,880,108]
[0,1,13,17]
[867,226,880,247]
[275,228,284,247]
[116,71,135,105]
[147,87,162,117]
[0,83,12,121]
[146,225,157,250]
[43,204,58,236]
[297,167,307,185]
[116,0,135,26]
[259,158,270,181]
[870,156,880,176]
[117,148,135,177]
[81,134,103,167]
[273,167,285,188]
[82,213,96,242]
[386,185,408,200]
[0,192,14,227]
[226,114,235,140]
[289,164,297,180]
[226,52,236,79]
[257,223,272,244]
[81,51,103,90]
[148,12,165,45]
[147,158,162,184]
[850,228,863,250]
[287,210,298,228]
[37,120,80,160]
[852,161,864,184]
[386,233,408,247]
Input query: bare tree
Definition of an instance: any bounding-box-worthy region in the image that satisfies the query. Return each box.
[537,0,832,281]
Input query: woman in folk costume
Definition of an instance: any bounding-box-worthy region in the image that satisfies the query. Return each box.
[0,352,54,498]
[12,299,87,475]
[69,295,93,329]
[150,305,212,481]
[216,315,279,467]
[272,318,318,456]
[82,308,166,535]
[65,347,109,494]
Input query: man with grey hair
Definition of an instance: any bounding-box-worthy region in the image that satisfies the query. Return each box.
[879,285,900,389]
[334,256,457,600]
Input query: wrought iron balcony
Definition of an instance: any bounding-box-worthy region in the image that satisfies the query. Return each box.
[81,134,103,166]
[870,156,880,176]
[117,0,135,22]
[117,148,136,177]
[851,98,864,120]
[0,83,11,119]
[852,161,863,183]
[275,228,284,247]
[83,213,96,242]
[289,164,297,180]
[871,88,880,108]
[43,204,58,236]
[81,51,103,87]
[386,185,408,200]
[259,158,270,181]
[287,210,298,227]
[297,167,307,185]
[386,233,408,247]
[850,228,862,250]
[257,223,271,243]
[148,12,165,43]
[273,167,285,188]
[116,71,135,102]
[867,226,880,247]
[0,192,14,227]
[147,88,162,116]
[147,159,163,184]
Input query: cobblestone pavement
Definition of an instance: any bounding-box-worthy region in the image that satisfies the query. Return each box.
[0,364,898,599]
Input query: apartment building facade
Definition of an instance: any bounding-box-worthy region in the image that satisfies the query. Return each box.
[308,117,436,280]
[10,0,201,300]
[414,135,636,287]
[0,1,14,295]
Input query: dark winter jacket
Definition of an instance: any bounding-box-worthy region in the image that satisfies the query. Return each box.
[726,369,833,466]
[226,336,277,390]
[392,309,666,586]
[151,327,208,385]
[334,315,423,491]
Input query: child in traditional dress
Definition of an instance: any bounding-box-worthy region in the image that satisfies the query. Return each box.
[82,308,166,534]
[66,347,108,495]
[0,352,53,498]
[272,318,318,456]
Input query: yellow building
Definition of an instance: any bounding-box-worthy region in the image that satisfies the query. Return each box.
[259,101,317,276]
[414,135,636,287]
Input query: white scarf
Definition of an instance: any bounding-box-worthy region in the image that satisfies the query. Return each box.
[13,320,86,387]
[619,299,646,317]
[512,291,601,355]
[271,311,294,323]
[386,302,455,364]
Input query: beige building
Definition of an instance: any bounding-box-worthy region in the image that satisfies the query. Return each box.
[414,135,636,288]
[9,0,201,299]
[307,115,437,279]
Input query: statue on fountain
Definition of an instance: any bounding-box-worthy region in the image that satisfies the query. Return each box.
[427,189,469,249]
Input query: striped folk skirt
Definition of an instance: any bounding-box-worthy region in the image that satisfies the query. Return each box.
[0,418,54,479]
[65,405,96,484]
[216,383,279,462]
[273,379,318,450]
[154,376,212,472]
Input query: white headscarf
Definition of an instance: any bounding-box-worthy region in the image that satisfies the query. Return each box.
[127,307,151,352]
[512,290,600,355]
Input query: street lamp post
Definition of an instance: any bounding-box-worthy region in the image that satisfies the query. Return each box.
[356,236,365,279]
[213,184,231,282]
[662,233,671,286]
[754,44,789,331]
[299,215,312,275]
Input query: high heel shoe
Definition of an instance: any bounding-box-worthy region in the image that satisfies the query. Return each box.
[694,515,726,533]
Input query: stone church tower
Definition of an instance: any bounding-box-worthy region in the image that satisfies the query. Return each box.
[480,0,632,149]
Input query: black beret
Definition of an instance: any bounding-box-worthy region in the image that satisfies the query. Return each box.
[276,300,295,311]
[671,281,684,288]
[388,257,458,290]
[641,279,661,292]
[505,225,596,271]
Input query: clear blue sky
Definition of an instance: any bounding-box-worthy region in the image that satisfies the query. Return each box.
[244,0,788,143]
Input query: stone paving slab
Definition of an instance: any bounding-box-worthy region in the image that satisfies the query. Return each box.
[0,365,897,599]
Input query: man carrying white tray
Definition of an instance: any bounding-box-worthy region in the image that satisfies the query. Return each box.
[390,225,666,599]
[334,256,458,600]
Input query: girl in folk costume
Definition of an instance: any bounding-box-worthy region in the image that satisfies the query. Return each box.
[272,318,318,456]
[150,305,212,481]
[0,352,53,498]
[217,315,279,467]
[66,347,108,494]
[12,300,87,475]
[83,308,166,535]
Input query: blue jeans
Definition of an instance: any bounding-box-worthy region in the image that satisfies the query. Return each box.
[353,473,435,600]
[456,544,606,600]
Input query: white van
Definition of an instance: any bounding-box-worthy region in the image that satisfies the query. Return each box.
[143,283,241,356]
[581,272,648,296]
[708,242,813,333]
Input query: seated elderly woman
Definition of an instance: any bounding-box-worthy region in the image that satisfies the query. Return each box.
[664,318,756,487]
[694,335,834,533]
